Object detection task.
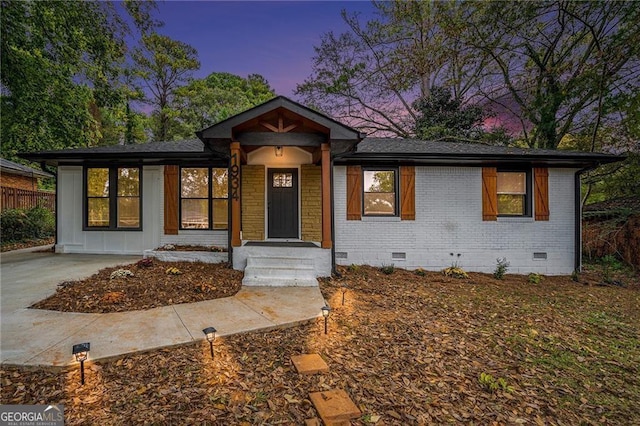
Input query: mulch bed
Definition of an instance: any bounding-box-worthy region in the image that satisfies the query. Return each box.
[30,260,243,313]
[0,237,54,252]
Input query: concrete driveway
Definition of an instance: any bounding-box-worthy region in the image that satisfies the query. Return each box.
[1,251,326,367]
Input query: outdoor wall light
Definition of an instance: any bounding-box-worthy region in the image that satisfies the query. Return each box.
[202,327,217,359]
[341,284,348,305]
[72,342,90,385]
[321,305,331,334]
[274,145,283,157]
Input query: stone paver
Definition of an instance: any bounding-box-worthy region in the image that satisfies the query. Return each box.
[309,389,361,425]
[291,354,329,375]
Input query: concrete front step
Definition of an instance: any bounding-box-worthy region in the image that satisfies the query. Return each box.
[242,276,318,287]
[246,256,315,268]
[243,255,318,287]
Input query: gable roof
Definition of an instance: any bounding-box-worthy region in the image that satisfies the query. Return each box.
[0,158,53,178]
[336,138,622,168]
[196,95,364,143]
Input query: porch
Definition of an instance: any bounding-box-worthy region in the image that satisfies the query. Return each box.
[194,97,363,278]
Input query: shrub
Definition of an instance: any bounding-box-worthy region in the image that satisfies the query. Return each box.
[27,206,55,238]
[414,268,427,276]
[494,257,510,279]
[136,258,153,268]
[442,266,469,279]
[166,267,182,275]
[110,269,134,280]
[380,264,395,275]
[0,207,54,242]
[528,273,543,284]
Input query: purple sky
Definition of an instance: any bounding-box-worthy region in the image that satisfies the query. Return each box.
[154,1,377,98]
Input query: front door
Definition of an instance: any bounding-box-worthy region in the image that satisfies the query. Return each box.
[267,168,299,238]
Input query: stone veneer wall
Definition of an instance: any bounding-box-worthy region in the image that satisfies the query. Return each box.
[301,164,322,242]
[241,165,265,240]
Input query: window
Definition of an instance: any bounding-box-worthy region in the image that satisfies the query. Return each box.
[86,167,141,229]
[363,169,397,216]
[180,167,228,229]
[497,170,531,216]
[272,172,293,188]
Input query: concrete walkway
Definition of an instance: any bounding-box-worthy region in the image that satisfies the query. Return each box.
[1,251,326,367]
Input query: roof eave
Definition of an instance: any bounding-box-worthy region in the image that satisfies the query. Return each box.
[334,152,624,168]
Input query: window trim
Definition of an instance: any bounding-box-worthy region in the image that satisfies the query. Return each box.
[179,166,229,231]
[361,167,399,217]
[496,168,532,217]
[83,165,143,231]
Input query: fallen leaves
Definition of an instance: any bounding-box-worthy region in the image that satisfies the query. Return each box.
[30,261,242,313]
[3,265,639,425]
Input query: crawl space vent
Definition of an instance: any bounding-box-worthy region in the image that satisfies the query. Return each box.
[533,252,548,260]
[335,252,348,259]
[392,252,406,260]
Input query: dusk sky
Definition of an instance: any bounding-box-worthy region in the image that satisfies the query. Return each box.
[153,1,378,98]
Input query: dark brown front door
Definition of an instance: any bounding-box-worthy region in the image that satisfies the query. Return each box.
[267,168,298,238]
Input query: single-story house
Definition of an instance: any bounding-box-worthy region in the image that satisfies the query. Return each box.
[22,96,621,279]
[1,158,54,211]
[1,158,53,190]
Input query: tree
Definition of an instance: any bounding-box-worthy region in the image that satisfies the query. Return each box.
[1,0,159,160]
[132,33,200,142]
[413,86,485,141]
[295,1,489,137]
[468,0,640,149]
[170,72,275,140]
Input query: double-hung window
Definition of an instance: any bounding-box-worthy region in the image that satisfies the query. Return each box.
[496,169,531,216]
[180,167,228,229]
[86,167,141,229]
[362,168,398,216]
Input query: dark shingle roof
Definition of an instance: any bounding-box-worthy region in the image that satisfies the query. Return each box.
[29,139,205,155]
[0,158,53,178]
[339,138,623,167]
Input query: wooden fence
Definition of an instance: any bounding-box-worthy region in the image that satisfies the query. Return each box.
[1,186,55,212]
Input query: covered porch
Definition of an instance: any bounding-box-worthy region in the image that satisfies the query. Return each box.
[196,96,362,278]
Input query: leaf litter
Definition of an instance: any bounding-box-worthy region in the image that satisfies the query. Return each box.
[2,265,639,425]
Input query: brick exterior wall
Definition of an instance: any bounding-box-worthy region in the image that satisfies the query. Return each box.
[333,166,579,275]
[1,173,38,191]
[241,165,265,240]
[301,164,322,242]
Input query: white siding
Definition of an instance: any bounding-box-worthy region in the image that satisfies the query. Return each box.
[56,165,228,254]
[56,165,163,254]
[333,166,577,275]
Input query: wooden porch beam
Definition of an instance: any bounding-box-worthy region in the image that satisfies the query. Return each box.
[230,141,242,247]
[321,143,332,249]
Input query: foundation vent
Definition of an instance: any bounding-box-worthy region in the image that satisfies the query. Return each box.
[533,252,548,260]
[392,252,406,260]
[335,252,348,259]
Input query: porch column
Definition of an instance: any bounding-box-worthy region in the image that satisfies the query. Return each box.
[321,143,332,249]
[230,141,242,247]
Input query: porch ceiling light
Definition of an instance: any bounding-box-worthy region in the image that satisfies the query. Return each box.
[72,342,90,385]
[203,327,217,359]
[274,145,283,157]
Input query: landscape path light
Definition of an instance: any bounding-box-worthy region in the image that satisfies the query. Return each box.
[72,342,90,385]
[321,305,331,335]
[341,284,348,305]
[203,327,217,359]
